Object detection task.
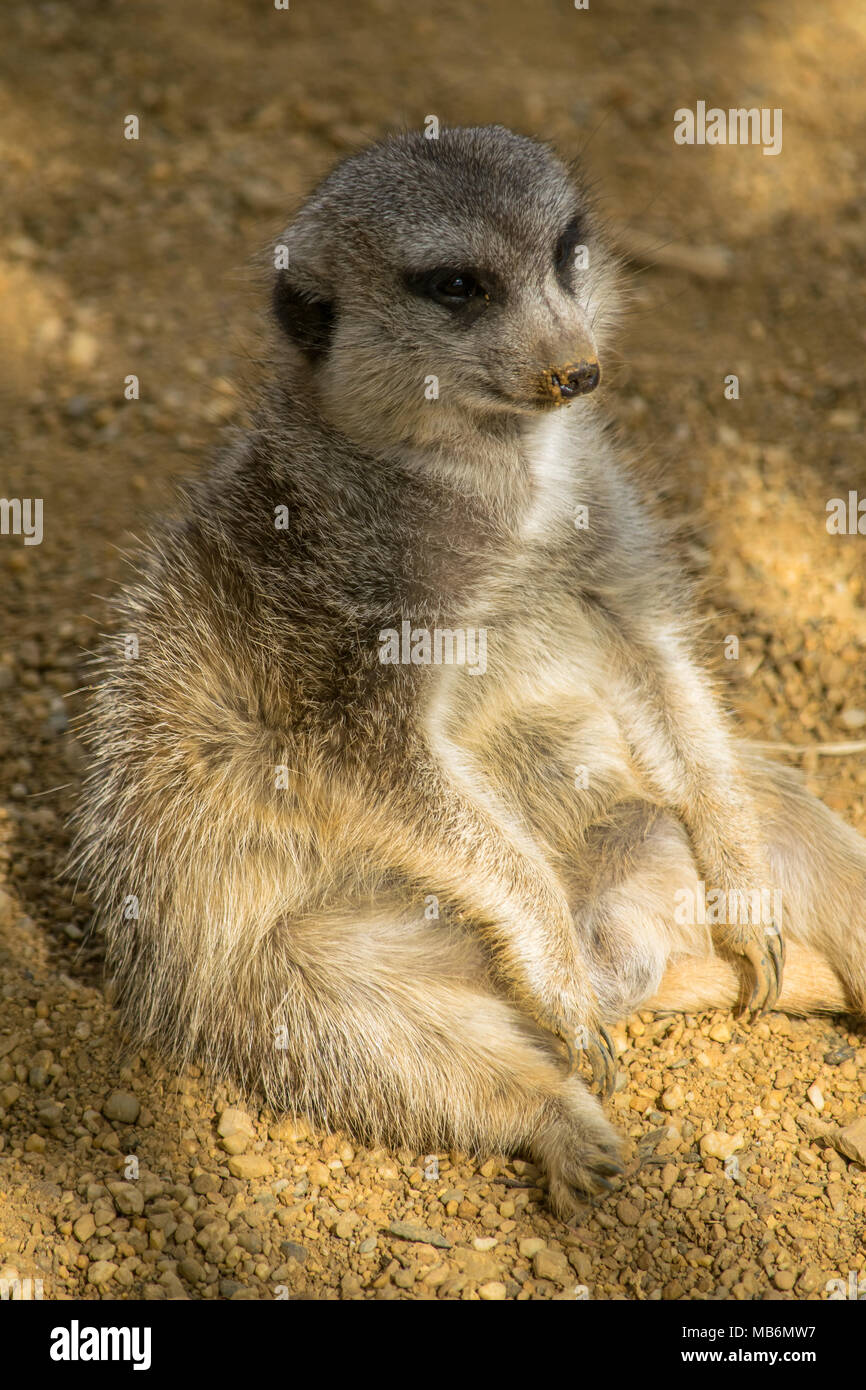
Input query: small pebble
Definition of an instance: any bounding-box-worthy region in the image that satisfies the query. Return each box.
[102,1091,140,1124]
[806,1084,825,1112]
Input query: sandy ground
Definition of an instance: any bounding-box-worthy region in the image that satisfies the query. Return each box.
[1,0,865,1300]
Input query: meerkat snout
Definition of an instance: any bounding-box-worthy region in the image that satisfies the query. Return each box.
[540,358,601,405]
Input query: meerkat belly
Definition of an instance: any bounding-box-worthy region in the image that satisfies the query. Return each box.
[427,612,641,851]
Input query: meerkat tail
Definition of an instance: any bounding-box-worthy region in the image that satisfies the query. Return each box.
[646,943,852,1017]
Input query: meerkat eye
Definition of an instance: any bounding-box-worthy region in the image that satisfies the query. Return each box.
[433,272,481,302]
[405,267,487,308]
[554,216,585,278]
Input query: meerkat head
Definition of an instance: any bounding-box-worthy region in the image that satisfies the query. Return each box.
[272,125,619,450]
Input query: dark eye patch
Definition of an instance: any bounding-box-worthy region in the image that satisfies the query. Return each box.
[404,266,494,311]
[554,215,586,281]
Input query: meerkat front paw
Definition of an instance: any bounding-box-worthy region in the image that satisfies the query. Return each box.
[729,919,785,1013]
[704,851,785,1012]
[581,1022,619,1097]
[566,1022,619,1098]
[527,984,620,1096]
[534,1083,624,1221]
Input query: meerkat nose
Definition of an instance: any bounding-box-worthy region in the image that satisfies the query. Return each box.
[550,360,601,400]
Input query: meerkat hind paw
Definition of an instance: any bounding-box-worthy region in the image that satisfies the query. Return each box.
[542,1109,625,1221]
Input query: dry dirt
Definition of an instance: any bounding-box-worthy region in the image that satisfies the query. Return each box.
[1,0,865,1301]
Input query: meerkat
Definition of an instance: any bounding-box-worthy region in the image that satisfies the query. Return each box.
[72,126,866,1218]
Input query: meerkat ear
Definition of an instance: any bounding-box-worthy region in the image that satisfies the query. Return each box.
[272,271,335,360]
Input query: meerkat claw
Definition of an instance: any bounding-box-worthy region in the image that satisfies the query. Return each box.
[742,940,768,1013]
[579,1027,619,1098]
[559,1031,578,1074]
[765,923,785,1004]
[595,1157,626,1177]
[598,1022,617,1063]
